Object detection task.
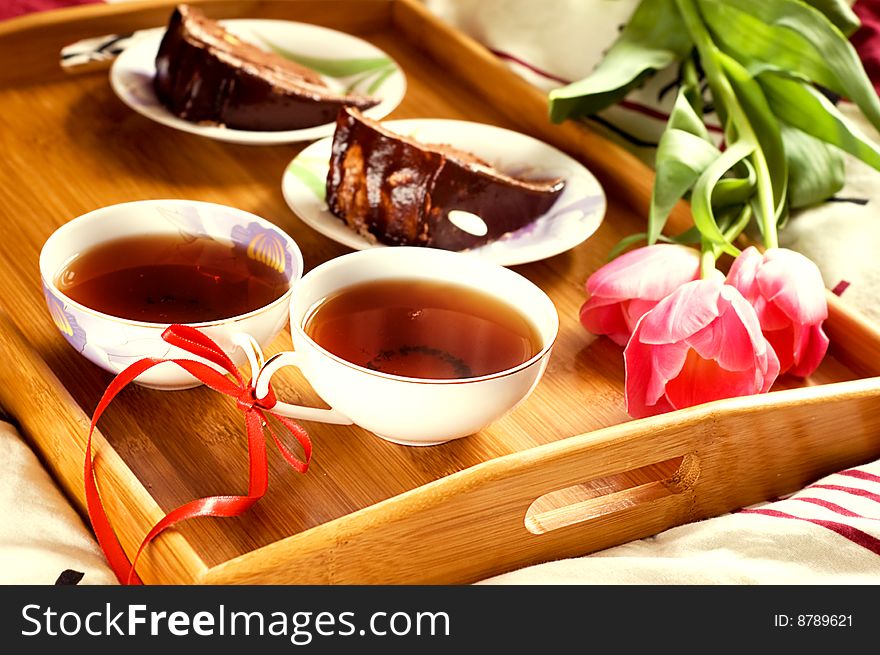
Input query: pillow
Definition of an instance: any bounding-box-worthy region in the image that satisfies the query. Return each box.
[0,420,117,585]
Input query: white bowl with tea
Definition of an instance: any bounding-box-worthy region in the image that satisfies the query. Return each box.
[39,199,303,389]
[254,247,559,445]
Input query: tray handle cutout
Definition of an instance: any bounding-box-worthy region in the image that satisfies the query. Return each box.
[525,454,700,535]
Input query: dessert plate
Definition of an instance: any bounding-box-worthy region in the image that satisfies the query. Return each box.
[109,20,407,145]
[282,119,607,266]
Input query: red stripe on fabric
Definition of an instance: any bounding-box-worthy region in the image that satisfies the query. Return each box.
[741,508,880,556]
[610,99,675,125]
[809,484,880,504]
[838,469,880,484]
[831,280,851,296]
[790,497,866,519]
[489,48,570,84]
[617,99,673,122]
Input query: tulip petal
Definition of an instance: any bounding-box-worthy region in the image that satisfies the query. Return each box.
[623,333,680,418]
[587,244,700,301]
[579,299,630,346]
[759,345,780,393]
[763,327,795,375]
[752,296,791,331]
[757,248,828,324]
[722,285,775,362]
[663,348,762,409]
[725,245,763,295]
[688,307,755,371]
[788,322,830,378]
[623,277,781,419]
[622,298,658,332]
[646,343,690,405]
[639,279,722,345]
[725,247,829,376]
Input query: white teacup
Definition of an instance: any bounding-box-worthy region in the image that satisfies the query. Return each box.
[39,199,303,390]
[254,247,559,446]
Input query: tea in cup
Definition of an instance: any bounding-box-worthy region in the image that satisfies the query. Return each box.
[255,247,559,445]
[41,204,557,445]
[39,199,303,389]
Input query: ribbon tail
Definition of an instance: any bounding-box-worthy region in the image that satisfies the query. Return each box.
[85,357,167,585]
[84,431,143,585]
[262,411,312,474]
[125,493,263,585]
[124,408,270,584]
[84,356,233,584]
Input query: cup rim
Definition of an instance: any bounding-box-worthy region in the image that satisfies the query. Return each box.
[39,199,304,329]
[291,247,559,386]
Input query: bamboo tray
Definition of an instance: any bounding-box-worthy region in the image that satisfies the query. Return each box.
[1,0,879,585]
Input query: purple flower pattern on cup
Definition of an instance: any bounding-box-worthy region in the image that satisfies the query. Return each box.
[42,286,87,353]
[231,222,294,280]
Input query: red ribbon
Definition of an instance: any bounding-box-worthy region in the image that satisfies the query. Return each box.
[84,324,312,585]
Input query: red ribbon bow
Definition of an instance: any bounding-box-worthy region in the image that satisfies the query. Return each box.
[84,324,312,585]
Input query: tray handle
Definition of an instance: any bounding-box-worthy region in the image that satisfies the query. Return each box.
[205,376,880,584]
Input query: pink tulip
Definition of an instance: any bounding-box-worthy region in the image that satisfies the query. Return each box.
[725,246,829,377]
[580,244,702,346]
[624,278,780,419]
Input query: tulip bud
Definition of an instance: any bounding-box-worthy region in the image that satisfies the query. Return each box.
[725,247,829,377]
[624,278,780,418]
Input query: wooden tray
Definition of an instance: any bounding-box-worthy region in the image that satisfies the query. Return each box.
[0,0,879,585]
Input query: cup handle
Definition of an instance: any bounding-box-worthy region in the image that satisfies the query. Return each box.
[252,351,353,425]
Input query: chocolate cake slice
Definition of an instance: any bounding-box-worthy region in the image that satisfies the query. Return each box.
[325,107,566,251]
[153,5,380,131]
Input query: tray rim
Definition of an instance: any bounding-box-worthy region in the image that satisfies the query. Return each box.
[0,0,879,585]
[199,374,880,584]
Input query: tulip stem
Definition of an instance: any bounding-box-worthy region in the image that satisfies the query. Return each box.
[675,0,779,252]
[700,240,717,279]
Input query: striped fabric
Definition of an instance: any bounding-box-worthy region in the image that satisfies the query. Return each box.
[739,469,880,558]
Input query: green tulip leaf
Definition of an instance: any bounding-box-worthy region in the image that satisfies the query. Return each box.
[548,0,692,123]
[649,129,720,244]
[691,139,754,256]
[697,0,880,132]
[760,72,880,173]
[779,123,845,209]
[800,0,861,36]
[648,84,720,243]
[711,159,756,208]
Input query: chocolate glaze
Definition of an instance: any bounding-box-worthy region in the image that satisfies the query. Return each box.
[153,5,379,131]
[326,107,566,250]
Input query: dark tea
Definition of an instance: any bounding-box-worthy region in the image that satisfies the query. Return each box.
[55,233,289,323]
[302,278,542,379]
